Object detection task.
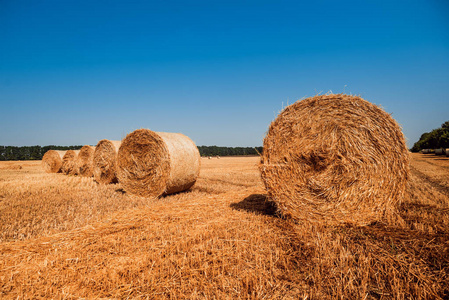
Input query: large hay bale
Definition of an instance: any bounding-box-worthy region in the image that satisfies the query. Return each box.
[93,140,122,184]
[61,150,81,175]
[77,145,96,177]
[42,150,67,173]
[117,129,200,197]
[446,149,449,157]
[260,94,410,225]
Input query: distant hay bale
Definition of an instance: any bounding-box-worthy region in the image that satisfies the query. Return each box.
[435,149,444,156]
[446,149,449,157]
[61,150,80,175]
[117,129,200,197]
[93,140,122,184]
[260,94,410,226]
[42,150,67,173]
[77,145,96,177]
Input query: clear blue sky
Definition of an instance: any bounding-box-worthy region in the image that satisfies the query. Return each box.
[1,0,448,147]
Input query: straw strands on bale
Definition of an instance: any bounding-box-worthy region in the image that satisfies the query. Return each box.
[41,150,67,173]
[117,129,200,197]
[93,140,122,184]
[260,94,410,226]
[77,145,95,177]
[61,150,80,175]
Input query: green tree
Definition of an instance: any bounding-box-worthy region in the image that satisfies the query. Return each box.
[411,121,449,152]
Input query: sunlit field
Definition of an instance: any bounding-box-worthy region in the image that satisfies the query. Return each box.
[1,154,448,299]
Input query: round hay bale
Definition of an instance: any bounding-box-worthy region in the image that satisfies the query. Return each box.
[77,145,96,177]
[260,94,410,226]
[61,150,81,175]
[93,140,122,184]
[117,129,200,197]
[446,149,449,157]
[435,149,444,155]
[42,150,67,173]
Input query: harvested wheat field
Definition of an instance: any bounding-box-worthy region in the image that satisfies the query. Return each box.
[1,154,448,299]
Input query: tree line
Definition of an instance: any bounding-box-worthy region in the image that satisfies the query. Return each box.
[411,121,449,152]
[197,146,262,157]
[0,145,83,161]
[0,145,263,161]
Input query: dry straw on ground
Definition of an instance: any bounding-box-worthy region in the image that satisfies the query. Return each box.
[117,129,200,197]
[93,140,122,184]
[1,155,449,298]
[61,150,80,175]
[41,150,67,173]
[77,145,96,177]
[260,94,410,226]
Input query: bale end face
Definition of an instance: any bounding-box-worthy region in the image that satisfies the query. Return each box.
[77,145,96,177]
[61,150,81,175]
[93,140,122,184]
[42,150,67,173]
[260,94,410,226]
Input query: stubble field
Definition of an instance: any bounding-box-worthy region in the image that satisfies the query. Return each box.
[0,154,448,299]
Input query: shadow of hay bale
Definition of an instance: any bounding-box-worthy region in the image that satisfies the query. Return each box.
[230,194,278,216]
